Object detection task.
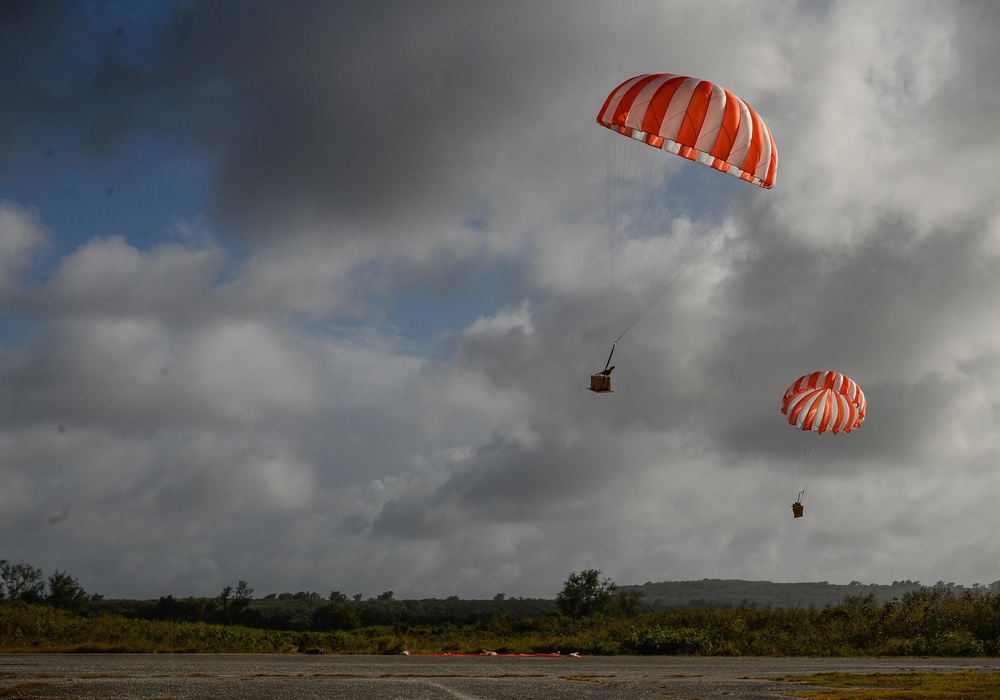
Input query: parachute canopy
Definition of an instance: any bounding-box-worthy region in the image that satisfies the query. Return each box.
[597,73,777,188]
[596,74,777,343]
[780,371,867,434]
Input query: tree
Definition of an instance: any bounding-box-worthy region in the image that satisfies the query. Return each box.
[311,601,360,631]
[218,585,233,622]
[615,589,644,617]
[218,580,254,625]
[46,570,89,613]
[0,560,45,602]
[152,595,212,622]
[233,580,254,619]
[556,569,617,619]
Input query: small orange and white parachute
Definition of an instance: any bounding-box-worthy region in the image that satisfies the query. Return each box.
[780,371,866,517]
[781,371,866,434]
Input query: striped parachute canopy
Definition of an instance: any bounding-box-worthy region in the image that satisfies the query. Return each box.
[780,371,867,435]
[596,74,776,343]
[597,73,777,188]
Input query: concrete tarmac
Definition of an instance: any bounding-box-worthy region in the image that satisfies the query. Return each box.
[2,653,998,699]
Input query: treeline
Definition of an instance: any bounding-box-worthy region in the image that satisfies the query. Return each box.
[5,586,1000,655]
[89,569,625,632]
[0,559,90,613]
[620,578,954,609]
[0,558,556,632]
[96,591,557,632]
[611,587,1000,656]
[7,557,1000,657]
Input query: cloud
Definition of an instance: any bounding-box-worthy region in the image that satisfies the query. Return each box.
[3,1,1000,600]
[0,201,47,297]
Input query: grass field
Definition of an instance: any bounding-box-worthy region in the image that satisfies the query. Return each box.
[778,671,1000,699]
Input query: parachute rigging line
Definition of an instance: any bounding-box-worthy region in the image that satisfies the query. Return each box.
[602,342,617,374]
[606,130,754,342]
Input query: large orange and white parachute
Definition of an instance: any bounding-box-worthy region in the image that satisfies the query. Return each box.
[594,74,777,374]
[597,73,777,189]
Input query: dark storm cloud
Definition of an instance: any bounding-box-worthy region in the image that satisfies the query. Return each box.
[0,1,80,156]
[75,1,618,239]
[4,1,766,244]
[0,1,177,160]
[706,208,1000,460]
[371,429,621,540]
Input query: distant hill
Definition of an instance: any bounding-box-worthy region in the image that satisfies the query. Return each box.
[618,579,931,610]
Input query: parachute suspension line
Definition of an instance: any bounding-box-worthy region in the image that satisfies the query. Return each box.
[793,456,802,496]
[603,342,617,373]
[622,161,752,338]
[605,130,626,342]
[604,130,757,343]
[795,433,836,496]
[610,131,678,341]
[607,130,664,343]
[609,133,681,341]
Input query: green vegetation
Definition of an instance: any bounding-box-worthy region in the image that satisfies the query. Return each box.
[5,561,1000,656]
[555,569,618,619]
[0,601,296,652]
[5,584,1000,655]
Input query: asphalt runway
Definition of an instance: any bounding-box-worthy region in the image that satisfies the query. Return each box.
[1,653,998,699]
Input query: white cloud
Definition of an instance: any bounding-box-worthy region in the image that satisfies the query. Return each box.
[0,201,47,296]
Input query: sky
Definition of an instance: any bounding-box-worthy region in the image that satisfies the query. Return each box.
[2,0,1000,601]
